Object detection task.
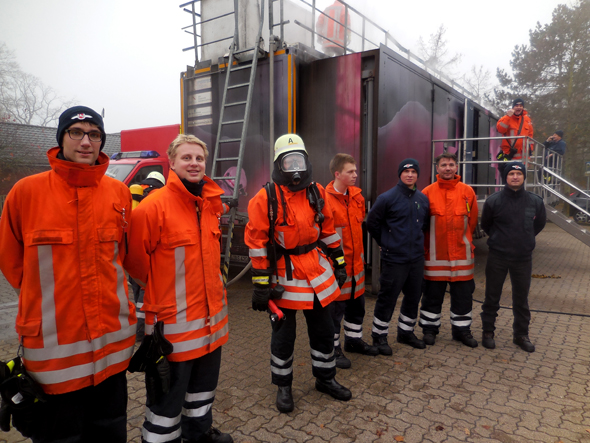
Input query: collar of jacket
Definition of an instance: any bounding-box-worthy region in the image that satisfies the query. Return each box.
[167,169,224,204]
[435,174,461,189]
[503,184,526,197]
[326,180,362,199]
[47,146,109,187]
[397,180,416,196]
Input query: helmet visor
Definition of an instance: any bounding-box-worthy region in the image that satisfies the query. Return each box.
[281,152,307,173]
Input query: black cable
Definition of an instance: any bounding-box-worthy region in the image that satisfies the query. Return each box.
[472,297,590,318]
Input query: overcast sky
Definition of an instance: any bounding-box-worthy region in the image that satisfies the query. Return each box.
[0,0,563,132]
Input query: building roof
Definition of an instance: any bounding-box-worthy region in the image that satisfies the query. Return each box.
[0,121,121,167]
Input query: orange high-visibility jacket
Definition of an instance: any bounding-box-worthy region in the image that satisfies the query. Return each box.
[316,1,351,48]
[423,175,478,282]
[0,147,136,395]
[245,183,342,310]
[325,181,365,301]
[497,110,534,159]
[124,170,229,362]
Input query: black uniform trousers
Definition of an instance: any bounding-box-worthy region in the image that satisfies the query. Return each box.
[331,279,367,346]
[372,258,424,338]
[420,279,475,335]
[29,370,127,443]
[480,251,532,336]
[271,296,336,386]
[142,347,222,443]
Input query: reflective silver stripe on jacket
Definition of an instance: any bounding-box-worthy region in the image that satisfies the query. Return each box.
[24,244,134,381]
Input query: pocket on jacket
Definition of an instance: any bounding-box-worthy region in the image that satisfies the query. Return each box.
[161,232,198,249]
[16,318,41,337]
[26,230,74,246]
[97,227,123,243]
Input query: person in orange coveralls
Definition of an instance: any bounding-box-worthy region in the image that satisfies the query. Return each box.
[0,106,136,442]
[325,154,377,369]
[419,152,479,348]
[245,134,352,413]
[125,134,232,443]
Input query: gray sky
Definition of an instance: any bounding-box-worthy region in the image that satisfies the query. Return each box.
[0,0,563,132]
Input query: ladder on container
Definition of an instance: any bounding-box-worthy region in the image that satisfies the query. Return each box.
[210,0,266,285]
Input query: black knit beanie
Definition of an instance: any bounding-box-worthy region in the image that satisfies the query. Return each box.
[512,98,525,108]
[502,161,526,182]
[398,158,420,177]
[56,106,106,151]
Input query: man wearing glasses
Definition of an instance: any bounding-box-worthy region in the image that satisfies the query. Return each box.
[0,106,136,442]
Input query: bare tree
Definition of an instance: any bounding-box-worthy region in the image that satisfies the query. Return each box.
[462,65,493,102]
[417,25,462,78]
[0,42,74,126]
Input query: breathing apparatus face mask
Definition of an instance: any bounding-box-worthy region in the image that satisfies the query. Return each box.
[280,152,307,185]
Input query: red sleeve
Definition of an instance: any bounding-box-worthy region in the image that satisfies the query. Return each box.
[245,188,271,271]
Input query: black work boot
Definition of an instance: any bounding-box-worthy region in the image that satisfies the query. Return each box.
[482,331,495,349]
[276,385,294,413]
[513,335,535,353]
[372,336,393,356]
[194,427,233,443]
[334,345,351,369]
[397,332,426,349]
[315,378,352,401]
[422,332,436,346]
[452,330,478,348]
[344,338,379,356]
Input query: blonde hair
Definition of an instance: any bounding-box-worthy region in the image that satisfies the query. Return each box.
[167,134,209,161]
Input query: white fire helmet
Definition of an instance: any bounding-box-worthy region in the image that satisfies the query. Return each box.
[273,134,307,161]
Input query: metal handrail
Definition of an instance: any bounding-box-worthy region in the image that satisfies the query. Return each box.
[272,0,484,105]
[430,135,590,220]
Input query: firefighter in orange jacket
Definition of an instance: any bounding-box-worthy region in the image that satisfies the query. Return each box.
[125,134,232,443]
[497,97,534,161]
[245,134,352,414]
[419,153,479,348]
[316,0,351,56]
[325,154,378,369]
[129,170,166,342]
[0,106,136,442]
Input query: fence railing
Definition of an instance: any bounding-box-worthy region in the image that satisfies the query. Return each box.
[430,135,590,221]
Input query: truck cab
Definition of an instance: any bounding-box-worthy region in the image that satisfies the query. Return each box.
[106,124,179,186]
[106,150,169,186]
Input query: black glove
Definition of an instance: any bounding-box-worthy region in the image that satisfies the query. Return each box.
[252,286,271,311]
[128,321,173,405]
[327,248,347,288]
[0,357,46,438]
[334,267,347,288]
[226,198,239,209]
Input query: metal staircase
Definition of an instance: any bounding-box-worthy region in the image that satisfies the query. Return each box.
[537,170,590,247]
[209,0,266,284]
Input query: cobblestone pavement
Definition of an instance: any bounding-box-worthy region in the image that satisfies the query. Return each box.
[0,223,589,442]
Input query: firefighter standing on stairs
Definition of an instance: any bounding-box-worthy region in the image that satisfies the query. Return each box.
[245,134,352,413]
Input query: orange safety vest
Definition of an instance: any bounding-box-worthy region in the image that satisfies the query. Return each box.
[325,181,365,301]
[0,147,136,395]
[124,170,229,362]
[423,175,478,282]
[245,183,342,310]
[497,110,534,159]
[316,1,351,48]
